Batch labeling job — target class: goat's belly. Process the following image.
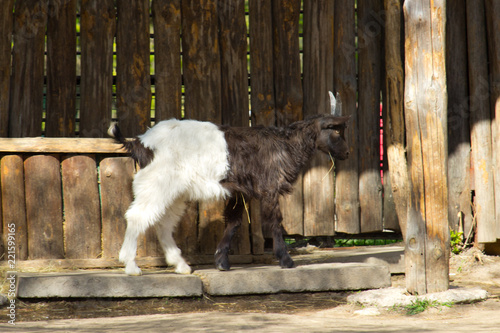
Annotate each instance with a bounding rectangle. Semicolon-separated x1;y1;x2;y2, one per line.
187;181;229;201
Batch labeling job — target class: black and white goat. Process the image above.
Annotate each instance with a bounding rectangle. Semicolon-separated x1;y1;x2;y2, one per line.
109;92;350;275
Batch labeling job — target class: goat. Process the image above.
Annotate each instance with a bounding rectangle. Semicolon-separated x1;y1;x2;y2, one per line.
108;92;350;275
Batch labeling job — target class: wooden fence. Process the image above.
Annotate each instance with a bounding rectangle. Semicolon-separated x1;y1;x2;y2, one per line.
1;0;499;265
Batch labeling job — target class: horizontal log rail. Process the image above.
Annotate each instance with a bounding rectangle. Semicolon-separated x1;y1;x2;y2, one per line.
0;138;128;154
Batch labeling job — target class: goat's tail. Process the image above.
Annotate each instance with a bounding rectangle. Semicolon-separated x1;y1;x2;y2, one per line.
107;122;154;168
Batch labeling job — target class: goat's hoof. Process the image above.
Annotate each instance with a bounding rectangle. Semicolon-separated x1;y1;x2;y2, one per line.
175;262;192;274
279;256;295;269
215;251;231;271
125;264;142;276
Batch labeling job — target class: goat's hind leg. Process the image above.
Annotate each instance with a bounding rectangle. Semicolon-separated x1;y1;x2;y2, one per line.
155;200;191;274
215;196;244;271
261;196;294;268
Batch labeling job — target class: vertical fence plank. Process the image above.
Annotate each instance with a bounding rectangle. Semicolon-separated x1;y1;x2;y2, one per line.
466;0;496;244
334;0;359;234
272;0;304;239
173;202;199;255
404;0;449;294
100;157;134;258
358;0;383;233
302;0;334;236
219;0;251;254
384;0;408;238
248;0;275;253
24;155;64;259
446;0;471;233
152;0;182;121
249;0;275;127
116;0;152;137
182;0;224;254
384;0;408;239
1;155;28;260
0;0;15;137
9;0;48;137
61;155;101;259
46;0;76;137
79;0;116;138
485;0;500;240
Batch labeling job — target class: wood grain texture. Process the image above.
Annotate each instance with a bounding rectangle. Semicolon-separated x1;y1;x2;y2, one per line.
0;138;127;153
1;155;28;260
61;155;101;259
0;0;15;137
9;0;48;137
100;157;134;258
45;0;77;137
152;0;182;121
116;0;152;136
404;0;449;294
79;0;115;138
24;155;64;259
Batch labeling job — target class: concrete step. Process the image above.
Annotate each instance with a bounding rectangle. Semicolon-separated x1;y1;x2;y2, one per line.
13;262;391;298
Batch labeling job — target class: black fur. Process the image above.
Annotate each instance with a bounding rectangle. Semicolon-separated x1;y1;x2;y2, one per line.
108;124;154;169
216;114;350;270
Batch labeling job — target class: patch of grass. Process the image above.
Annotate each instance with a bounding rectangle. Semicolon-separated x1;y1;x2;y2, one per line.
398;299;454;316
450;229;464;254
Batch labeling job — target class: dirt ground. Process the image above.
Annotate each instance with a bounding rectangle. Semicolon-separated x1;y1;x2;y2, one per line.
2;247;500;323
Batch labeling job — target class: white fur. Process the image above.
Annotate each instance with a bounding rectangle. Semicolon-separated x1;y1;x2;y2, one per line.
119;119;230;275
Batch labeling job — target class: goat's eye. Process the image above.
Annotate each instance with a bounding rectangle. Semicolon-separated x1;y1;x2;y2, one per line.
335;130;341;135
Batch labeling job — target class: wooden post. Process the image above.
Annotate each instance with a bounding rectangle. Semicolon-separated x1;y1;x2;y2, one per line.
334;0;359;234
466;0;496;244
116;0;152;137
10;0;48;137
302;0;335;236
0;0;15;137
358;0;383;233
404;0;449;294
485;0;500;240
46;0;77;137
446;0;471;234
79;0;116;138
152;0;182;121
383;0;408;237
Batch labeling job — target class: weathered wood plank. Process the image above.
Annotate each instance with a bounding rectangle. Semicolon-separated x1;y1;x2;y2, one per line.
1;155;28;260
485;0;500;240
181;0;224;255
272;0;304;240
446;0;471;234
358;0;383;233
466;0;496;244
24;155;64;259
173;201;199;255
219;0;251;254
61;155;101;259
0;138;127;153
116;0;152;136
0;0;15;137
272;0;303;126
249;0;275;127
404;0;449;294
45;0;76;137
334;0;359;234
384;0;408;238
248;0;275;252
79;0;115;138
100;157;134;258
9;0;48;137
152;0;182;121
302;0;335;236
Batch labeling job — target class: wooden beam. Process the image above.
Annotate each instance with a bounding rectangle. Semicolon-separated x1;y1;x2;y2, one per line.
0;138;127;154
404;0;449;295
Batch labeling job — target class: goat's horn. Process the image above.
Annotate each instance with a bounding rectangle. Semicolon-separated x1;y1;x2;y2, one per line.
329;91;342;116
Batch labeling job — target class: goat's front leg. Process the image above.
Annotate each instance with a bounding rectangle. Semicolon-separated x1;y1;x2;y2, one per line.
215;196;244;271
261;196;294;268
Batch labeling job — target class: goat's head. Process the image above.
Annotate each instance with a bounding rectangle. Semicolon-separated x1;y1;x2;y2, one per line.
315;92;350;160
